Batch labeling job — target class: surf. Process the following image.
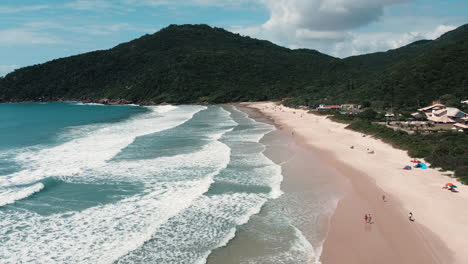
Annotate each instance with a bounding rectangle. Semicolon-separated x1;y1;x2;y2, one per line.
0;104;289;264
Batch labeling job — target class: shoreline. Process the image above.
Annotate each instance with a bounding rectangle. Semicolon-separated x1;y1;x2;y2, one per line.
232;104;344;263
242;102;462;264
0;99;212;106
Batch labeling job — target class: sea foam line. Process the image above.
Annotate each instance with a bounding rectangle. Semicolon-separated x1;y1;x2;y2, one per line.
0;183;44;207
0;107;236;264
0;105;206;188
0;141;232;264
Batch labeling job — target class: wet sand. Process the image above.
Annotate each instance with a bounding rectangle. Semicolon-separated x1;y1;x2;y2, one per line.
207;105;344;263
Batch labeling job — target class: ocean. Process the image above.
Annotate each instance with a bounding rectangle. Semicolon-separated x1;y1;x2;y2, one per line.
0;102;333;263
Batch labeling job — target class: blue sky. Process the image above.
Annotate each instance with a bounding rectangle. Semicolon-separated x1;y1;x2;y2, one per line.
1;0;467;76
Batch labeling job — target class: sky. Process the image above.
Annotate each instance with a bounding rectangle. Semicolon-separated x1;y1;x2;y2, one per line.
1;0;467;76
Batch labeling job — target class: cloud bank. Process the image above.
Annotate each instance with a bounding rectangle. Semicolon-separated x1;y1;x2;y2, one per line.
233;0;457;57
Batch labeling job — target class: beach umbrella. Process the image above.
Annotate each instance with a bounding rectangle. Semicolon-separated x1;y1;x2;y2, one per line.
445;183;454;187
416;162;428;169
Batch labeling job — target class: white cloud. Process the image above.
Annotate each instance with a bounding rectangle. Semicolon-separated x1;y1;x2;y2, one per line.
0;5;49;13
0;28;62;46
424;24;457;40
232;0;459;57
331;24;457;57
0;65;19;77
260;0;410;31
65;0;115;10
120;0;252;7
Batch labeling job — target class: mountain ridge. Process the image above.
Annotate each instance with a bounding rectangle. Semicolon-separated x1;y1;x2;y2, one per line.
1;23;467;107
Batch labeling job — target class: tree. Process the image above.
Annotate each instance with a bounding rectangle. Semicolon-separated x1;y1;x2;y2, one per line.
358;109;378;121
440;94;459;107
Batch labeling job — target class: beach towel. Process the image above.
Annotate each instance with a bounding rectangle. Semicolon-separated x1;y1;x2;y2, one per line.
403;165;412;170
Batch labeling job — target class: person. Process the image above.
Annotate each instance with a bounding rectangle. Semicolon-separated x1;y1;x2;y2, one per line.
364;214;369;223
350;145;354;149
409;212;415;222
382;194;386;202
368;214;373;224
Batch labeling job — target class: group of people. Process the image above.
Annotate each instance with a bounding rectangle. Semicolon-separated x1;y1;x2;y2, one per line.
364;214;373;224
364;195;414;226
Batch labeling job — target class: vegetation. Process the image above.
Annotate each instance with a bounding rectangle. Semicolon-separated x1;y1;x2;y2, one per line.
1;23;467;106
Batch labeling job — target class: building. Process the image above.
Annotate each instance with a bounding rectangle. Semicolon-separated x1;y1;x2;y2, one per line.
411;103;467;124
340;104;360;110
318;104;341;111
339;104;362;114
385;113;396;121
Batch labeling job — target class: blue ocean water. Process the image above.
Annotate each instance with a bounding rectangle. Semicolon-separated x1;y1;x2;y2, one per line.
0;102;291;263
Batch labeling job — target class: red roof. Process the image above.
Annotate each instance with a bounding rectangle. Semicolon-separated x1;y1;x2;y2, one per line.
324;105;340;109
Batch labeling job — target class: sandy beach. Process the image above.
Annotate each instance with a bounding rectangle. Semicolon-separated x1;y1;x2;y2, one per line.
245;102;468;264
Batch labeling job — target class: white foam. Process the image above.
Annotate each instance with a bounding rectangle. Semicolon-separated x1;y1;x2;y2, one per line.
0;140;231;264
219;106;283;199
0;105;206;187
117;192;269;264
154;104;178;113
0;183;44;207
0;105;289;264
73;102;106;106
291;226;319;264
71;102;140;106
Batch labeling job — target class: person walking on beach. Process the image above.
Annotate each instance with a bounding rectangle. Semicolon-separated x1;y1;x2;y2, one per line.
368;214;373;224
409;212;415;222
364;214;369;223
382;194;386;202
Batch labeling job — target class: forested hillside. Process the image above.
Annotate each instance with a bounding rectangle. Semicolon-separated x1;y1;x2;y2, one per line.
0;24;467;106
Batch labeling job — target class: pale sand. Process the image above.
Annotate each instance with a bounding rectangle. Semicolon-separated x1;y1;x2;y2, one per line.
246;102;467;264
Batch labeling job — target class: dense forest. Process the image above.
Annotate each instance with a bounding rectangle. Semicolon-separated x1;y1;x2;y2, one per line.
0;24;467;107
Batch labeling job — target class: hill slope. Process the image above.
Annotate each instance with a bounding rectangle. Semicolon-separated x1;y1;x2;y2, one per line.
0;24;467;106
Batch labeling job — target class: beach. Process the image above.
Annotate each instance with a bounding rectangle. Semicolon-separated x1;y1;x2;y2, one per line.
243;102;468;264
208;105;344;263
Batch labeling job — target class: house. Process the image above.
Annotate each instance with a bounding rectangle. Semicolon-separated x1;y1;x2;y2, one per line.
339;104;362;114
411;103;445;119
340;104;360;110
318;104;341;111
385;113;395;121
446;107;467;123
411;103;467;124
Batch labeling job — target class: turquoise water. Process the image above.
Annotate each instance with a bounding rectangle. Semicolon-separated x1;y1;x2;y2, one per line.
0;103;292;263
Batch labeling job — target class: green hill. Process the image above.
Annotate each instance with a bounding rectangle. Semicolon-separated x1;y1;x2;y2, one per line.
0;23;467;106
